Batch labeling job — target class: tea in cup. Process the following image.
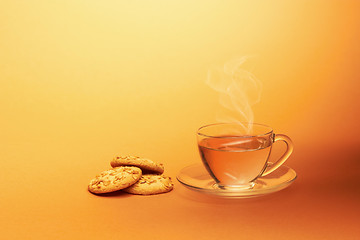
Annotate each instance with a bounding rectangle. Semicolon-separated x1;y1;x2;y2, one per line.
197;123;293;190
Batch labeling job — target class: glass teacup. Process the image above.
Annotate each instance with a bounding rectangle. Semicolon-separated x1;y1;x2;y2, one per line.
197;123;293;190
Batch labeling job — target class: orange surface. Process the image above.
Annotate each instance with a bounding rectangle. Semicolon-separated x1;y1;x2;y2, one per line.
1;1;359;239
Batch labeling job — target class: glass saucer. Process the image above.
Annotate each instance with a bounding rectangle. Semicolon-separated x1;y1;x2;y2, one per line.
177;163;297;198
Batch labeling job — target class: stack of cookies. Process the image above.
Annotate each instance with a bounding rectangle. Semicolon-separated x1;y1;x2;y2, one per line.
88;155;173;195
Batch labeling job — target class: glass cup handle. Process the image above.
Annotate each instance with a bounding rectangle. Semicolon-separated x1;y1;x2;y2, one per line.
262;134;294;176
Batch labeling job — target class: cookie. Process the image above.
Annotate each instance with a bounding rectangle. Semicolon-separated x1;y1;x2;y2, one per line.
123;174;173;195
88;166;142;194
111;155;164;174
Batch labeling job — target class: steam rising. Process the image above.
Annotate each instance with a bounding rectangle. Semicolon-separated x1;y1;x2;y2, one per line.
206;56;262;133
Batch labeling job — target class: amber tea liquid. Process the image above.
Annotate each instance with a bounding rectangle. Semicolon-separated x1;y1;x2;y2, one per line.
198;136;272;187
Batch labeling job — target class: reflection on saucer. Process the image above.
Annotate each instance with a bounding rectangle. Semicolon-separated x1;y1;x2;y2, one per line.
176;163;296;198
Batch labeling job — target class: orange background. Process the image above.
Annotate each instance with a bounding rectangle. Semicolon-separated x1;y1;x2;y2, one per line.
1;1;359;239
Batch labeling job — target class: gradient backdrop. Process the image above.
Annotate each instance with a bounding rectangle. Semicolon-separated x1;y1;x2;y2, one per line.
1;1;359;239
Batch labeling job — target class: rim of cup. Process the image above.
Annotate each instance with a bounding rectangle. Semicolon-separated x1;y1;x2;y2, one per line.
197;122;274;138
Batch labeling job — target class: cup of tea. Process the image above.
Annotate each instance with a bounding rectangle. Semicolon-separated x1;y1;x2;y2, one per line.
197;123;293;190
